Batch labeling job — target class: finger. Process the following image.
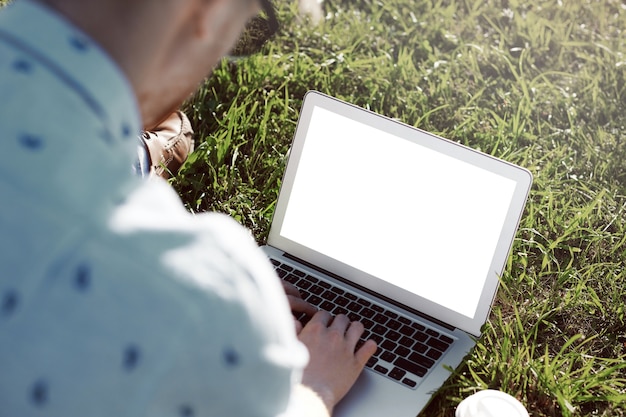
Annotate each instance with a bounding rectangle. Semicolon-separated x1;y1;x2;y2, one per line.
307;309;332;327
355;339;378;366
288;296;318;316
345;320;365;344
282;281;302;298
294;318;303;334
328;314;350;332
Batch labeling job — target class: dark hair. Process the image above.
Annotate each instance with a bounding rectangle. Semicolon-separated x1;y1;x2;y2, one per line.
230;0;278;56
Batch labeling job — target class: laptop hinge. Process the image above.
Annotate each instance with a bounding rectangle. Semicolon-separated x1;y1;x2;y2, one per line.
283;252;456;332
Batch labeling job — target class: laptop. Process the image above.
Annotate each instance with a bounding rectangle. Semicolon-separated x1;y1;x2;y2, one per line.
262;91;532;417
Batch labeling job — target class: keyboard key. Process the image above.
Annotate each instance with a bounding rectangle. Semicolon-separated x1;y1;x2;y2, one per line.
426;348;443;360
321;290;337;301
320;301;334;311
333;306;348;315
381;351;397;363
374;365;389;375
426;329;440;338
284;274;299;284
389;367;406;381
427;337;450;352
408;352;435;369
360;308;375;318
411;322;426;331
395;346;410;357
381;340;397;351
386;330;401;341
440;335;454;344
356;339;366;350
348;312;361;322
414;342;428;353
361;318;374;329
270;259;281;266
402;378;417;388
345;293;358;300
398;316;411;325
318;280;331;288
357;298;371;307
387;319;401;330
372;324;387;335
373;313;388;324
307;294;322;305
347;301;362;313
331;287;344;295
366;356;378;368
414;331;428;342
371;304;384;313
394;358;427;377
399;325;415;337
281;264;293;272
399;336;414;347
335;296;349;306
309;284;324;295
384;310;398;319
293;269;306;277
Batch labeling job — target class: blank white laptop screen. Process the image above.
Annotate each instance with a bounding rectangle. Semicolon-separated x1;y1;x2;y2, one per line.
280;106;517;319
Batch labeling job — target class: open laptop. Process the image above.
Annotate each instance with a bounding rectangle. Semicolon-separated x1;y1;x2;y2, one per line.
262;91;532;417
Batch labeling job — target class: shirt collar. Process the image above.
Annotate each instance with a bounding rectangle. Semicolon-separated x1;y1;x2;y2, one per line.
0;0;141;142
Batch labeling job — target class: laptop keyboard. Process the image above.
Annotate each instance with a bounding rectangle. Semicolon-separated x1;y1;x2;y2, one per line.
270;258;454;389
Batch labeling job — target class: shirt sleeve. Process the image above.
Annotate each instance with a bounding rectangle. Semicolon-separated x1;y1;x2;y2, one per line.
109;179;310;417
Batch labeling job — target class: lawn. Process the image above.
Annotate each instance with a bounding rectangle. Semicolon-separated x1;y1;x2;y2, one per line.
173;0;626;416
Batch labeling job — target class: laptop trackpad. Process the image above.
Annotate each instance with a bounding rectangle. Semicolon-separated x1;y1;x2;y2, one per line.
334;369;424;417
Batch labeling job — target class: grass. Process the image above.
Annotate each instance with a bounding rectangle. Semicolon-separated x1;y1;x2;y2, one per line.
174;0;626;415
2;0;623;415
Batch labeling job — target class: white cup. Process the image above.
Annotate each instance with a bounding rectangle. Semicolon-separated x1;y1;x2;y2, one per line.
455;390;529;417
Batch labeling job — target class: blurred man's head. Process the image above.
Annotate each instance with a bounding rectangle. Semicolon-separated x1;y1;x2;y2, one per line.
38;0;267;127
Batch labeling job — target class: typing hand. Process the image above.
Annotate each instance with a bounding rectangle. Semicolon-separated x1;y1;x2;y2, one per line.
298;311;378;414
282;281;318;332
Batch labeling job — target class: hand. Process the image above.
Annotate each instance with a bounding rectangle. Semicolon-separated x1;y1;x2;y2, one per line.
282;281;318;331
297;311;378;414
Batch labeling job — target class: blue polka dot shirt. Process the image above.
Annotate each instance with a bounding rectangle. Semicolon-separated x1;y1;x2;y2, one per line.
0;1;309;416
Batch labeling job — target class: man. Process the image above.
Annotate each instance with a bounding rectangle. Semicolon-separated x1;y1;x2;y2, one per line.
0;0;376;416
